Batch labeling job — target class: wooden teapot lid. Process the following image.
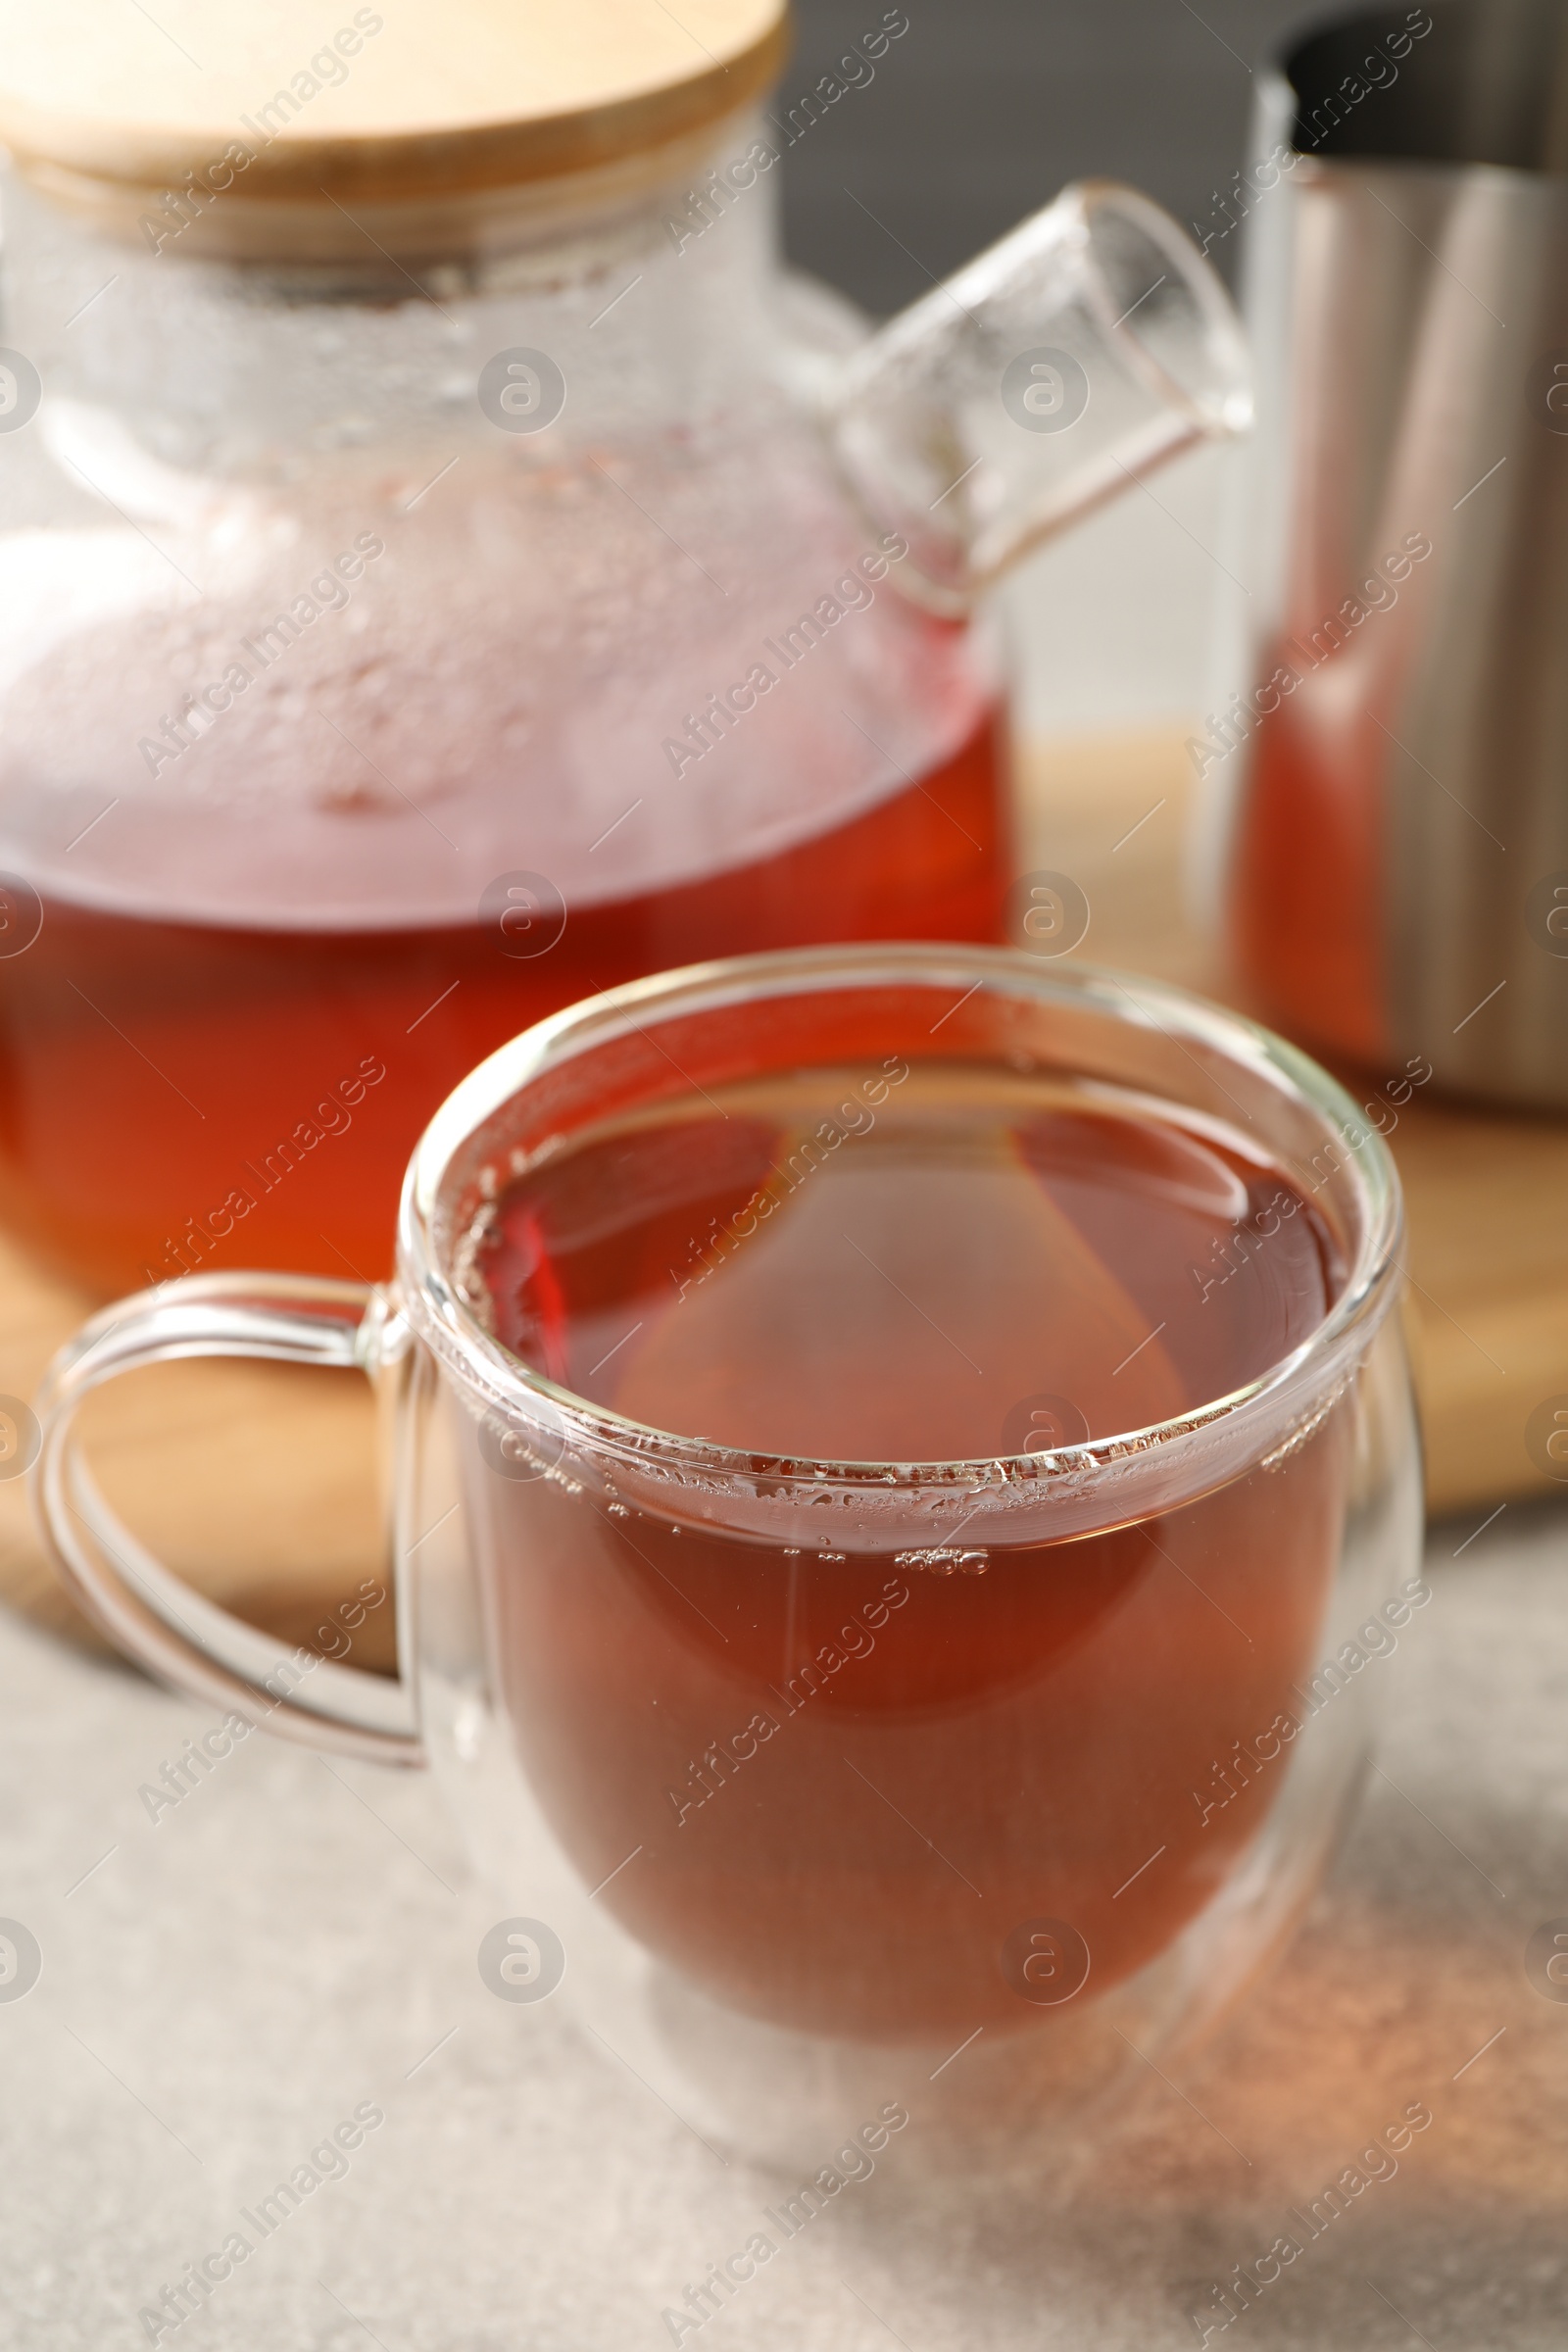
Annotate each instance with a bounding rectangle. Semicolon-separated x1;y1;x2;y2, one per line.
0;0;789;257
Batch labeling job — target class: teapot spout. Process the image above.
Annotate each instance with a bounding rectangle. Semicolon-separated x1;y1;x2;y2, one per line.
822;181;1251;613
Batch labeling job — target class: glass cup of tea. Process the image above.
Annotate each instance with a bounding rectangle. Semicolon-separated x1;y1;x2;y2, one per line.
33;945;1419;2171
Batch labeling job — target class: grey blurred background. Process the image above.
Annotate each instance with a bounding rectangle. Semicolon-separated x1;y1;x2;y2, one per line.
776;1;1329;737
782;0;1316;313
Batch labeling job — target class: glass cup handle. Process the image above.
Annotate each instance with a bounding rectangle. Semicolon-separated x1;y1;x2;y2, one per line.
32;1271;422;1766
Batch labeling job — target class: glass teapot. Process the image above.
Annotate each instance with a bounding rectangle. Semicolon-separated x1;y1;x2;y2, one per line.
0;0;1248;1293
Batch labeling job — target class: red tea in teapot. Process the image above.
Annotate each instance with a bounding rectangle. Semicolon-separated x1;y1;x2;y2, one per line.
0;710;1002;1294
464;1054;1348;2040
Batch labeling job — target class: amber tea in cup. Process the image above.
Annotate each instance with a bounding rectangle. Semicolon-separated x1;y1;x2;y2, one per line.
462;1005;1350;2041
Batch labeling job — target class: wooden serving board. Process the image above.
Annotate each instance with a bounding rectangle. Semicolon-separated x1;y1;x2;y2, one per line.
2;729;1560;1662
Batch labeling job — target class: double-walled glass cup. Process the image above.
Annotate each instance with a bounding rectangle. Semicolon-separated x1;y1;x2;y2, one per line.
33;948;1419;2170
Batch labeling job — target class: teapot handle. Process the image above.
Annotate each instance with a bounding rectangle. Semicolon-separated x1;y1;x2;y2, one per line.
822;179;1251;614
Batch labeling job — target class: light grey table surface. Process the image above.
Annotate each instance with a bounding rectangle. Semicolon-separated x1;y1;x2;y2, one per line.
2;1496;1565;2352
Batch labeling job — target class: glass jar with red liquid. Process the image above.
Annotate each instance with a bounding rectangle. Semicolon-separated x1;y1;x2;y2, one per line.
0;2;1248;1293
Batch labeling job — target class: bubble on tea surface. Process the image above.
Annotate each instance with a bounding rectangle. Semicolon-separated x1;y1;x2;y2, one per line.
1002;1393;1090;1457
1526;871;1568;957
477;348;566;434
0;350;41;434
477;1917;565;2003
0;875;43;958
0;1397;40;1482
0;1919;41;2002
1000;1917;1091;2006
1006;870;1090;958
477;1415;565;1483
478;871;567;960
1525;1919;1568;2002
1525;1396;1568;1482
1001;347;1090;434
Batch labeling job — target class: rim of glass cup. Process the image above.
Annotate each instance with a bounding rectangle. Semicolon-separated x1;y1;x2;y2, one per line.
396;945;1404;1503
